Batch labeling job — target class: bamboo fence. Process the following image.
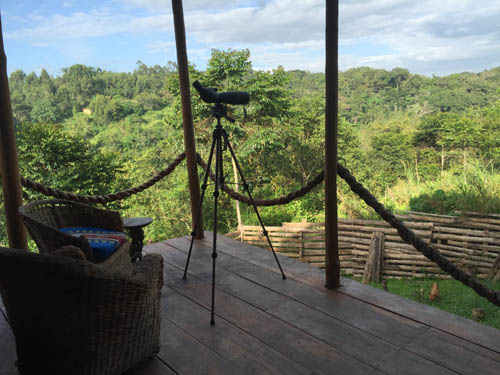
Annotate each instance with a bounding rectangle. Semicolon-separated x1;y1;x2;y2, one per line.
225;211;500;279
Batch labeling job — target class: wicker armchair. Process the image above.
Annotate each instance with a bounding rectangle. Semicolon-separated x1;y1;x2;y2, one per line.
19;199;133;274
0;247;164;375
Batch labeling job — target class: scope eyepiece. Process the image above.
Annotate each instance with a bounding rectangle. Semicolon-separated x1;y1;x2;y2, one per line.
193;80;249;105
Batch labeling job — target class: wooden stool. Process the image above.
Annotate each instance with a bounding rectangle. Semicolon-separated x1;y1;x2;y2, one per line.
123;217;153;262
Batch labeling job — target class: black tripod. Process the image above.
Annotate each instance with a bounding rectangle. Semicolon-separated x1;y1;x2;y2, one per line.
183;81;286;325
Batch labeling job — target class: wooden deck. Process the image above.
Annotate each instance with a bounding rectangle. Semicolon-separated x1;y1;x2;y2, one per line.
1;233;500;374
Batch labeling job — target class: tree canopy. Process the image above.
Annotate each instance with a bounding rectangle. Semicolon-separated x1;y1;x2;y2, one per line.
3;49;500;246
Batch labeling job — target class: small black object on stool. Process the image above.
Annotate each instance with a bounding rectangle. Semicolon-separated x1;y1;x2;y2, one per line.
123;217;153;262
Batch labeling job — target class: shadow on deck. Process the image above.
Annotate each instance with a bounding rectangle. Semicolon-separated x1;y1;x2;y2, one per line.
1;233;499;374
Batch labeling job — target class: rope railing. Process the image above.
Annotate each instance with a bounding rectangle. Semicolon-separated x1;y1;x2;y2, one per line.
196;155;500;306
196;154;325;206
20;152;186;204
19;151;499;305
336;163;500;306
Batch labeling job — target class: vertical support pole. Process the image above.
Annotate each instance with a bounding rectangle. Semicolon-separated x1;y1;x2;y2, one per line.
300;232;305;261
324;0;340;288
0;16;28;250
362;231;385;284
231;158;243;241
171;0;204;239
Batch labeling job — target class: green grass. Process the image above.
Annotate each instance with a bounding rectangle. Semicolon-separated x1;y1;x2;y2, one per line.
364;278;500;329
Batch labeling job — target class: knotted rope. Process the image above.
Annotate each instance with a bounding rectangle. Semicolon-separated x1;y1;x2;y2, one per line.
196;154;325;205
336;163;500;306
21;152;186;204
19;150;499;305
196;154;500;305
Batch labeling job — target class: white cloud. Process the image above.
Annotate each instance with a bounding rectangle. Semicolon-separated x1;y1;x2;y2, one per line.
176;0;500;75
6;7;174;41
185;0;324;44
130;14;172;32
146;40;175;53
251;47;324;72
4;0;500;75
6;9;132;40
119;0;250;11
336;0;500;73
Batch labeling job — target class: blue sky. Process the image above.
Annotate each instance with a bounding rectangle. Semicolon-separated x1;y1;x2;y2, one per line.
2;0;500;77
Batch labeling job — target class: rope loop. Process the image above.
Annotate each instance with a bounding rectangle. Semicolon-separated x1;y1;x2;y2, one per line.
21;152;186;204
196;153;324;206
19;150;499;305
337;163;500;306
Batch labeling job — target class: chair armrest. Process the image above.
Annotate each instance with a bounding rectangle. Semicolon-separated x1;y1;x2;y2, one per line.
49;228;95;261
131;254;164;288
22;215;95;261
52;246;87;261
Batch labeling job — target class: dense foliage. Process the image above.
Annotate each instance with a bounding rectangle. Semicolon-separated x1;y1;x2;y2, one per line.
2;49;500;245
366;278;500;329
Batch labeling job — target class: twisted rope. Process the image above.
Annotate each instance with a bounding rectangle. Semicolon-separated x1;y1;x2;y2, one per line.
196;153;324;206
19;147;499;305
337;163;500;306
196;153;500;305
21;152;186;204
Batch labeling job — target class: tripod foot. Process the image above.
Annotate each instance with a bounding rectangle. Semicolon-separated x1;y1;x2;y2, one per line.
210;320;215;326
282;275;287;280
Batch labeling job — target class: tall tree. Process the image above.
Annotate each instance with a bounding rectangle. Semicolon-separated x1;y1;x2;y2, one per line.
60;64;105;111
205;48;252;90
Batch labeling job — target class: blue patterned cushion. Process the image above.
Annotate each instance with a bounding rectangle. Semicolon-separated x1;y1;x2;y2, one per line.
59;226;126;261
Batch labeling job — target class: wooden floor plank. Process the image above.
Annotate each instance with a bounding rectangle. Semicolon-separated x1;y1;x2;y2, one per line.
161;287;311;375
267;299;457;375
124;357;177;375
416;328;500;363
155;240;461;374
2;235;498;375
154;235;500;374
151;241;289;311
337;277;500;354
231;262;429;347
158;318;247;375
164;262;385;375
203;233;500;352
160;237;430;348
403;328;500;375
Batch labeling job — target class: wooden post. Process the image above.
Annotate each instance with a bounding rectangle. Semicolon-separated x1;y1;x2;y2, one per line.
487;253;500;281
0;16;28;250
171;0;204;239
231;158;243;241
324;0;340;288
300;232;305;261
362;232;385;284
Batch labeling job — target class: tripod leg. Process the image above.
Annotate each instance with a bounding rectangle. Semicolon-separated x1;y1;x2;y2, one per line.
210;129;223;325
183;132;217;280
225;137;286;280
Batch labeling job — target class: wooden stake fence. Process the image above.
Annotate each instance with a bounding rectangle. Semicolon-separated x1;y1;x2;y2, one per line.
226;212;500;280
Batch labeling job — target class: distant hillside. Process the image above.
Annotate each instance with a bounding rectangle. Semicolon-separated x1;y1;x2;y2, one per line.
9;62;500;127
288;66;500;124
4;49;500;247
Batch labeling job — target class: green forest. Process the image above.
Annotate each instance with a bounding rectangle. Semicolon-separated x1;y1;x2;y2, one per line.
2;48;500;245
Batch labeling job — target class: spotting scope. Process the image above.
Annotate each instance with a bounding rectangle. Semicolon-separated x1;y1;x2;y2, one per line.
193;80;249;105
